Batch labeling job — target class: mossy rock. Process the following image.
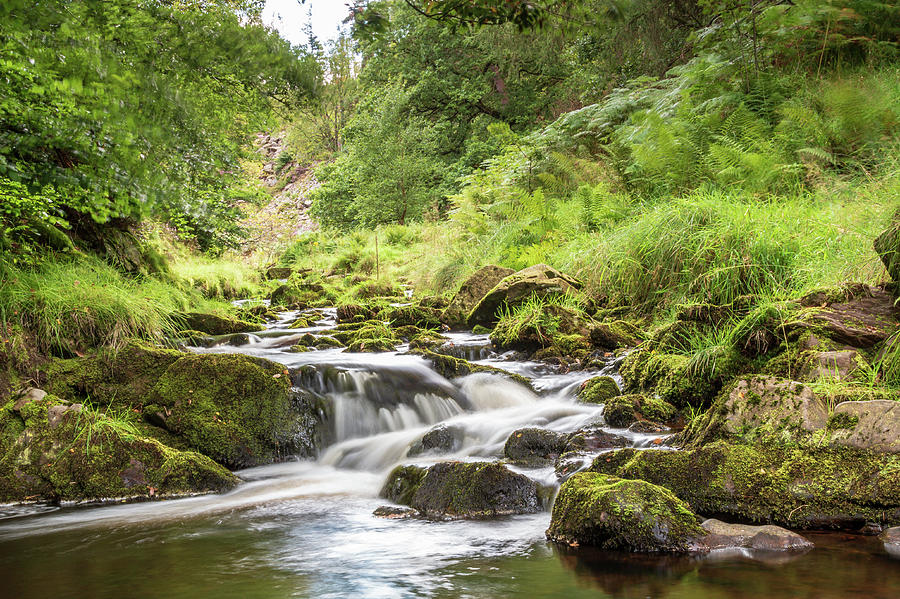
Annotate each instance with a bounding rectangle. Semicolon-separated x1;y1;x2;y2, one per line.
149;353;313;468
408;424;464;457
408;331;449;351
504;427;569;466
546;472;706;552
336;304;379;324
577;376;620;404
442;265;515;327
174;312;260;336
410;349;534;390
588;321;643;350
603;394;677;428
269;284;323;309
410;461;540;519
378;306;443;329
380;464;427;505
467;264;583;326
472;325;492;335
0;394;236;503
591;441;900;529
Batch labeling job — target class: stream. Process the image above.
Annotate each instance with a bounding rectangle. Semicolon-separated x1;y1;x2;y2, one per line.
0;306;898;598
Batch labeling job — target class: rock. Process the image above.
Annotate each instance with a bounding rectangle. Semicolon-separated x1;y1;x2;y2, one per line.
265;266;293;280
269;283;325;309
829;400;900;453
568;428;630;451
380;465;427;505
467;264;583;326
603;394;677;429
800;350;863;381
378;305;443;329
148;353;321;468
680;376;828;447
591;441;900;529
628;421;670;434
410;462;540;519
411;349;534;390
875;209;900;284
491;304;594;358
504;428;569;466
790;286;899;348
546;473;707;553
373;506;418;519
12;387;47;411
881;526;900;558
589;321;642;350
408;425;463;457
174;312;260;336
0;394;237;503
577;376;620;404
336;304;379;323
442;265;515;327
700;519;813;551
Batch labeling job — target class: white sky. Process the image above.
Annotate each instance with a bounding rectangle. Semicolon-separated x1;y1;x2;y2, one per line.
263;0;350;47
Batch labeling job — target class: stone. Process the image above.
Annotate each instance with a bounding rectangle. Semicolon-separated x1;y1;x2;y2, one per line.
577;376;620;404
881;526;900;559
174;312;260;336
12;388;47;411
801;350;862;381
442;265;515;327
380;465;428;506
546;473;707;553
373;506;418;519
603;394;677;429
265;266;293;280
588;321;642;350
467;264;583;326
875;210;900;284
565;427;630;452
829;400;900;453
700;519;813;551
408;425;463;457
410;461;540;519
790;286;899;348
504;427;569;466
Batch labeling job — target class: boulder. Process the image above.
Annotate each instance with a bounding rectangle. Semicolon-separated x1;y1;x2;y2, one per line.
490;304;594;359
408;425;463;457
588;321;642;350
881;526;900;559
407;461;540;519
377;305;443;329
411;349;534;390
789;286;899;348
0;394;236;503
875;209;900;284
828;400;900;453
174;312;260;336
800;350;863;381
577;376;620;404
467;264;582;326
700;519;813;551
265;266;294;280
380;465;427;505
603;394;677;429
504;428;569;466
546;473;707;553
373;505;418;519
591;442;900;529
442;265;515;327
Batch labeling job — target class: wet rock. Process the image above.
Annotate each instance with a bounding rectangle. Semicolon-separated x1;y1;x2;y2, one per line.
174;312;260;336
0;394;237;503
564;427;629;452
12;387;47;411
410;461;540;519
700;519;813;551
603;394;677;429
591;442;900;529
467;264;583;326
408;425;463;457
577;376;620;404
881;526;900;558
380;465;427;505
373;505;418;519
442;265;515;327
829;400;900;453
546;473;707;553
411;349;534;391
504;427;569;466
628;421;670;434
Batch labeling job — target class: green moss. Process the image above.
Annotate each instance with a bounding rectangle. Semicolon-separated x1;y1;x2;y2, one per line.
591;440;900;529
546;472;705;552
603;394;677;427
577;376;621;404
173;312;260;335
380;464;427;505
826;412;859;431
472;325;492;335
411;349;534;390
378;306;443;329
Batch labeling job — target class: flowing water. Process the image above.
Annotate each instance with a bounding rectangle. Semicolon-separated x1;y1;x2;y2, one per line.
0;306;898;599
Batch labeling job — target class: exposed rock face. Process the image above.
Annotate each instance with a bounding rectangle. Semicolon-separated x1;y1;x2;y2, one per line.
442;265;515;327
700;519;813;551
0;393;236;503
790;286;899;348
547;473;707;553
829;400;900;453
381;462;539;519
174;312;260;336
467;264;582;326
408;425;463;457
504;427;569;466
591;442;900;529
875;209;900;284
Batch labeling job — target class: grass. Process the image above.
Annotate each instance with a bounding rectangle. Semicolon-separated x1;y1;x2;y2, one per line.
72;400;143;457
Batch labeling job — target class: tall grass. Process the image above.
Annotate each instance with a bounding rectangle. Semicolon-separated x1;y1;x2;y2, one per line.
168;254;262;300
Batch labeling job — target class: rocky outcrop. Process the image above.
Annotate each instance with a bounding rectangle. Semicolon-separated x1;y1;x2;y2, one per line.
788;285;899;348
442;265;515;327
467;264;582;326
0;392;236;503
380;461;540;520
547;473;707;552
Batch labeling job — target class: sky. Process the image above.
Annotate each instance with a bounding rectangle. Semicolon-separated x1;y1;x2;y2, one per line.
262;0;350;47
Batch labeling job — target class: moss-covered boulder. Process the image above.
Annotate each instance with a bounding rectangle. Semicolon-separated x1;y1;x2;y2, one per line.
269;283;326;309
591;442;900;529
380;464;428;505
467;264;583;326
148;353;316;468
378;305;443;329
409;461;540;519
336;303;380;324
786;285;900;348
0;393;236;503
577;376;620;404
174;312;260;336
589;321;642;350
408;424;463;457
344;322;399;353
828;400;900;453
442;265;515;327
490;303;594;360
410;349;534;390
504;427;569;466
546;473;706;552
603;394;677;428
